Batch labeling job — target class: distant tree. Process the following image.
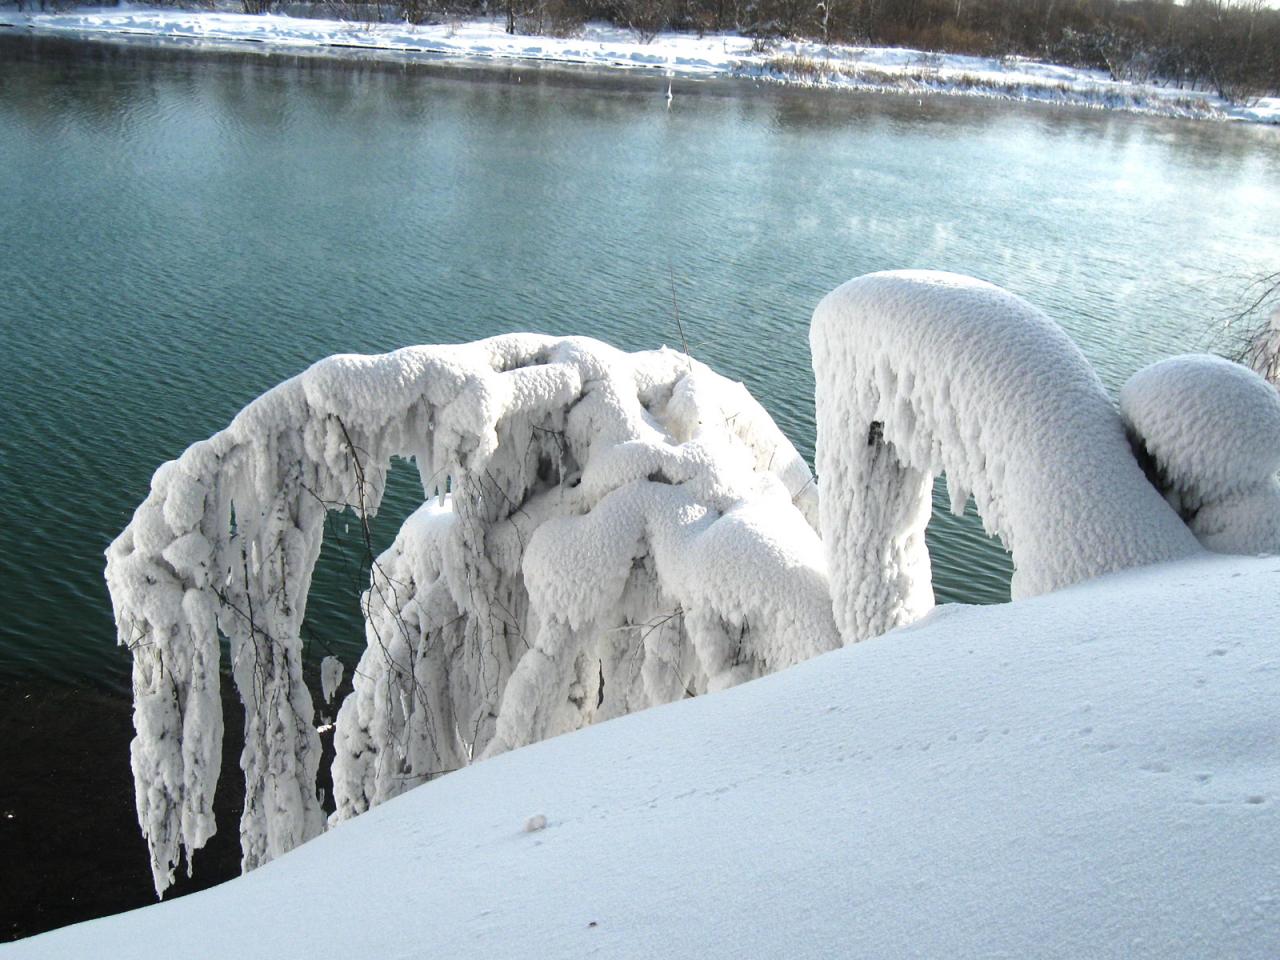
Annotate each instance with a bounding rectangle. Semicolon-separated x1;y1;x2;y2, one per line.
614;0;675;41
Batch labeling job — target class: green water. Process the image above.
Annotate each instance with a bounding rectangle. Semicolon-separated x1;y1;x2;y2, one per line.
2;33;1278;690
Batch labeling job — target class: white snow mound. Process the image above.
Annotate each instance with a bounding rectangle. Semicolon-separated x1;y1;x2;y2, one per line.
15;553;1280;959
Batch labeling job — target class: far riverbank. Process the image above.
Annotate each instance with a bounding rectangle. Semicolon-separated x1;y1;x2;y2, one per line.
3;6;1278;124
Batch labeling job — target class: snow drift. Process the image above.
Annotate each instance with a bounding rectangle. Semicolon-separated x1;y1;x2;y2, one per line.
22;552;1280;959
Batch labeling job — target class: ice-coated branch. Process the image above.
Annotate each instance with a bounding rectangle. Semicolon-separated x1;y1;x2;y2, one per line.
107;335;833;892
810;270;1201;642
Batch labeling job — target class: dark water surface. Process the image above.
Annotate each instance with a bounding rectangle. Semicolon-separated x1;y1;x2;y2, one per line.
1;31;1278;938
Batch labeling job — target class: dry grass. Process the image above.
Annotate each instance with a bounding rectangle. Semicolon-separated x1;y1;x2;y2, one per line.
763;53;828;79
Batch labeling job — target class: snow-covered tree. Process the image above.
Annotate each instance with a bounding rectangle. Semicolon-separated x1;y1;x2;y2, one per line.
107;272;1277;896
107;334;834;895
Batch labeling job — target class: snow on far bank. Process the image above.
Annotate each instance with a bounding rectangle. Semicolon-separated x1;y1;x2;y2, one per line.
3;6;1278;124
7;551;1279;958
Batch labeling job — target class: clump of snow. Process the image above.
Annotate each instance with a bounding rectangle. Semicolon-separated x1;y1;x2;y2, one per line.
106;333;830;893
810;270;1200;641
1120;353;1280;554
523;813;548;832
20;553;1280;959
103;271;1280;904
319;656;344;705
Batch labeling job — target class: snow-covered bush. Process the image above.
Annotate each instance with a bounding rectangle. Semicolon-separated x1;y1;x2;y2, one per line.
106;334;832;895
1121;353;1280;554
810;271;1199;642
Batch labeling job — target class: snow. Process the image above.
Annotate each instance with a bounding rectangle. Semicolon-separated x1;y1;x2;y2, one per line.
105;333;829;892
811;271;1200;641
319;655;343;704
3;6;1277;124
1121;354;1280;554
10;551;1280;959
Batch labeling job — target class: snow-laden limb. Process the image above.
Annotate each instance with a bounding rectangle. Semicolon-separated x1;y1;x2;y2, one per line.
107;334;829;888
1120;354;1280;554
329;501;469;821
329;342;834;820
810;270;1201;642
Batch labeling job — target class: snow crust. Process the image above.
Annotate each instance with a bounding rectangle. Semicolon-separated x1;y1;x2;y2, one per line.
811;271;1200;641
17;553;1280;959
1120;353;1280;554
2;8;1276;124
104;333;829;893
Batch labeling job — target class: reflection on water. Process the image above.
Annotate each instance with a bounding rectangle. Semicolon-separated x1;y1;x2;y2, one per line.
2;33;1279;689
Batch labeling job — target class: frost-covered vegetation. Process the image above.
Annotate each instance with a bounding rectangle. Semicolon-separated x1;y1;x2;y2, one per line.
1234;274;1280;381
102;271;1280;902
106;334;833;894
811;272;1201;641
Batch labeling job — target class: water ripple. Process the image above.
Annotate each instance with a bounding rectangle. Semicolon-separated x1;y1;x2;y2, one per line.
3;34;1278;686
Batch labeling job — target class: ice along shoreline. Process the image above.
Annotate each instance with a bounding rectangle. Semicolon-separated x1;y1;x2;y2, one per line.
3;6;1278;125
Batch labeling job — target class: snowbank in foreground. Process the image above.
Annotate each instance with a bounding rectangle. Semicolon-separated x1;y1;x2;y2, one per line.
9;552;1278;958
3;7;1277;124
